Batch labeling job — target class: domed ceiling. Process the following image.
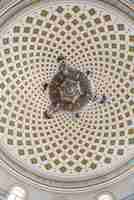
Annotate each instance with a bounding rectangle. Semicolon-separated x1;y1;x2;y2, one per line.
0;0;134;191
